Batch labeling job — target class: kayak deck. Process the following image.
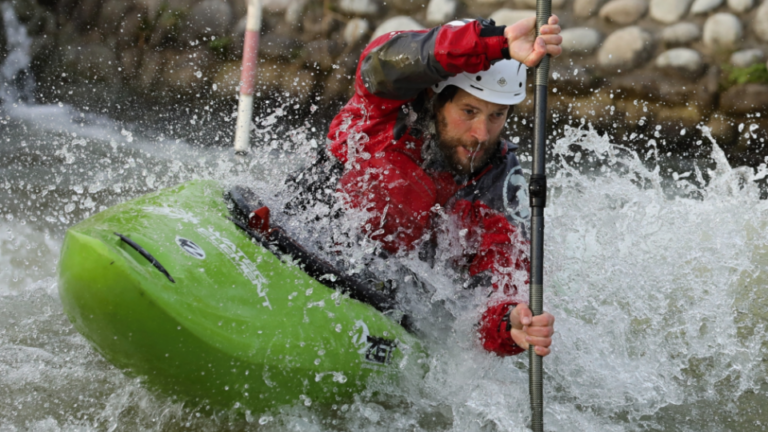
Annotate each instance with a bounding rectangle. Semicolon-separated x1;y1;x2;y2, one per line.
58;180;425;412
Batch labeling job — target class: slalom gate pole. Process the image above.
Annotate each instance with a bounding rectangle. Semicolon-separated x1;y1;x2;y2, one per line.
529;0;552;430
233;0;262;154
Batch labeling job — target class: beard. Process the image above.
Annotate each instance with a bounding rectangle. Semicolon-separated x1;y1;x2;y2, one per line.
434;110;501;176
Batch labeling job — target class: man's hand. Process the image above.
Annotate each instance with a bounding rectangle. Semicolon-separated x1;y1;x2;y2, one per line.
509;303;555;356
504;15;562;68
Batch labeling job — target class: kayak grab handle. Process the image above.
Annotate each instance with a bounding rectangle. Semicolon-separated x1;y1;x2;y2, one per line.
114;232;176;283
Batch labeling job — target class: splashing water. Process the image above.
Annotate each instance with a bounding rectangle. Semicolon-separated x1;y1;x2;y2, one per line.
2;7;768;432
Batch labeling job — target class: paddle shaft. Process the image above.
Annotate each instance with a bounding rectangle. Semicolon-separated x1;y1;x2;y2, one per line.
529;0;552;431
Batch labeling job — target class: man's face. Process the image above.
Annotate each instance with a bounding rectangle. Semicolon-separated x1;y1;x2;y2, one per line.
435;89;509;176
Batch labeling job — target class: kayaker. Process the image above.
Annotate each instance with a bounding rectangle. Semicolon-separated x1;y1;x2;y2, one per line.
286;16;562;358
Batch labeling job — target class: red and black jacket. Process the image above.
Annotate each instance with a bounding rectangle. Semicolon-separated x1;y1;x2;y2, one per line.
327;19;529;356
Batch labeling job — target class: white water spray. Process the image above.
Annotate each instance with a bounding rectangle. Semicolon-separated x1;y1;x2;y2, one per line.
1;4;768;430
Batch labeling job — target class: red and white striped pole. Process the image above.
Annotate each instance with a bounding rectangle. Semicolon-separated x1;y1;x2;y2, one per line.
233;0;262;154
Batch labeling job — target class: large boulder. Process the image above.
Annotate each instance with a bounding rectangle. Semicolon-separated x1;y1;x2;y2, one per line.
609;71;701;105
727;0;753;12
158;48;216;96
343;18;371;46
655;47;705;79
96;0;134;34
690;0;723;14
649;0;693;24
549;65;600;95
186;0;234;40
574;0;607;17
426;0;458;24
117;9;144;49
211;61;242;99
285;0;309;23
301;39;343;71
598;26;654;71
730;48;765;68
515;0;567;8
561;27;603;54
135;49;165;91
339;0;380;15
149;8;186;48
262;0;296;12
661;22;700;46
119;47;143;80
702;13;743;50
720;84;768;116
258;34;303;60
61;43;119;84
599;0;648;24
390;0;424;12
370;16;425;41
754;0;768;42
488;8;536;26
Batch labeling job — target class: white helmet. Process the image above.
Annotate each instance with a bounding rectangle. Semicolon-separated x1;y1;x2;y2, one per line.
433;20;527;106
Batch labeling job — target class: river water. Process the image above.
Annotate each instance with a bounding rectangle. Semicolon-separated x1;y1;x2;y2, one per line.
2;5;768;431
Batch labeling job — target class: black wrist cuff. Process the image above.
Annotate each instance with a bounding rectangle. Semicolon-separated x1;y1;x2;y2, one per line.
502;306;513;332
478;19;506;38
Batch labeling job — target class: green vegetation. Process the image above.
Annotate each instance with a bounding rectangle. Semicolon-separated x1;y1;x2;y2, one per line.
723;62;768;87
208;36;232;58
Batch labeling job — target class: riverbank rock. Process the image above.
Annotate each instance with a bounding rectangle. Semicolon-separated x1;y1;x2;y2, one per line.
754;0;768;42
370;16;425;40
301;39;343;71
158;48;215;96
661;22;701;46
339;0;380;15
186;0;234;40
598;26;654;71
211;61;241;98
599;0;648;25
706;114;737;144
575;0;607;17
727;0;753;13
655;47;705;78
259;34;302;60
391;0;425;12
516;0;567;8
650;0;693;23
96;0;134;34
426;0;458;24
12;0;768;167
344;18;370;45
561;28;603;54
730;48;764;67
720;83;768;115
489;8;536;25
690;0;723;15
703;13;743;50
61;43;119;84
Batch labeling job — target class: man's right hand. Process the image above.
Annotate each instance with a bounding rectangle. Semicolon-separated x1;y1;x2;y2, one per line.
504;15;563;68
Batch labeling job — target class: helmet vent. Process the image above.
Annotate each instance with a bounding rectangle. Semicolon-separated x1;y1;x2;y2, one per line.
469;85;484;91
476;76;482;81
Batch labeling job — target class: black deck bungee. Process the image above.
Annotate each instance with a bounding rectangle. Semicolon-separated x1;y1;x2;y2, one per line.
226;186;414;332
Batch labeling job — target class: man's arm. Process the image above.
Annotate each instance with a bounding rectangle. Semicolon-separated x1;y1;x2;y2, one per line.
359;19;511;101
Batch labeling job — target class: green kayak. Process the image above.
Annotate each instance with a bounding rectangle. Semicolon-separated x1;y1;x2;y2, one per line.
58;179;425;413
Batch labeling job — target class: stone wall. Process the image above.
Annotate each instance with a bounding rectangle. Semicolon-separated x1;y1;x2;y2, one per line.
3;0;768;164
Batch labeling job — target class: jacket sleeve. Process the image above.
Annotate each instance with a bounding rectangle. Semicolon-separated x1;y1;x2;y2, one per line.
360;19;511;101
450;199;530;356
